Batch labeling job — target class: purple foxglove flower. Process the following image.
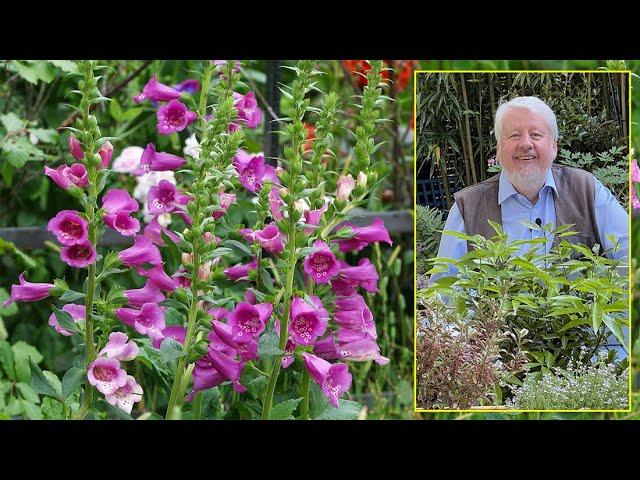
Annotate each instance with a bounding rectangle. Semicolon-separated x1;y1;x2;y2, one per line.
333;294;377;340
68;133;84;161
336;174;355;201
236;339;259;362
332;259;379;295
172;267;191;288
102;189;139;214
156;99;197;135
207;329;239;358
244;289;257;304
335;334;389;365
208;307;229;322
2;273;54;308
61;240;96;268
143;216;180;246
104;211;140;237
268;187;285;221
112;146;143;173
44;163;88;190
304;203;328;234
47;210;88;246
87;357;128;395
208;325;258;362
147;179;190;215
233;149;266;193
174;78;200;95
213;60;241;74
253;222;285;254
133;75;182;104
301;352;352;408
134;143;186;176
227;302;273;343
104;374;143;414
161;325;186;344
136;264;178;292
116;303;166;347
313;335;340;360
289;295;329;346
207;347;246;393
118;235;163;267
281;338;296;368
233;91;263;129
263;165;280;185
335;218;392;252
224;257;257;281
98;141;114;169
189;361;225;400
303;240;340;284
48;303;86;337
99;331;139;361
124;279;165;309
213;192;237;220
239;228;255;243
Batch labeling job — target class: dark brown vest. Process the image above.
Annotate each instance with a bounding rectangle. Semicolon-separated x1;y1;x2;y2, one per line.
453;165;602;252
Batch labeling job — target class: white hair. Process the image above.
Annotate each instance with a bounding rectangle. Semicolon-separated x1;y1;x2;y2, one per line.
494;96;558;142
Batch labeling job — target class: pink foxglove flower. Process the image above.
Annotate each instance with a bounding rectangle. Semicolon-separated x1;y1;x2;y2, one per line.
61;240;96;268
48;303;86;337
281;338;297;368
104;211;140;237
336;174;355;201
98;141;114;169
224;257;257;281
289;296;329;346
335;217;392;252
173;78;199;95
102;189;139;214
124;279;165;308
133;75;182;104
118;235;163;267
104;374;143;414
143;216;181;246
2;273;54;308
208;307;230;322
190;360;225;400
99;331;139;361
253;222;285;254
313;335;340;360
232;91;263;129
68;133;84;161
304;203;328;234
116;303;166;347
227;302;273;343
333;294;377;340
268;187;285;221
87;357;127;395
112;146;144;173
335;332;389;365
301;352;352;408
632;160;640;210
207;347;247;393
233;149;267;193
161;325;186;344
44;163;88;190
47;210;88;246
156;99;197;135
303;240;340;284
213;192;237;219
147;179;190;215
136;264;179;292
332;259;379;296
134;143;186;176
239;228;255;243
172;267;191;288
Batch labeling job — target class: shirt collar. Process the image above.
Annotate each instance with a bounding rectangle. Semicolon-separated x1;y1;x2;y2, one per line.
498;168;557;205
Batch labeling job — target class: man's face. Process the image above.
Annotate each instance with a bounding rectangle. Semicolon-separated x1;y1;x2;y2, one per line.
497;107;557;193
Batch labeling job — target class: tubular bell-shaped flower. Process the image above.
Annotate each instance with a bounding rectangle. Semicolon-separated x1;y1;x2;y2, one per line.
47;210;89;246
61;241;96;268
253;222;286;254
147;179;190;215
48;303;86;337
156;99;197;135
68;133;84;160
289;296;329;346
44;163;88;190
231;91;263;129
301;352;352;408
118;235;163;267
104;211;140;237
99;331;139;361
134;143;186;176
226;302;273;342
303;240;340;284
224;256;258;281
102;189;139;214
124;279;165;308
87;357;127;395
331;258;379;296
104;374;143;414
133;75;182;104
116;303;166;347
334;217;392;252
2;274;55;308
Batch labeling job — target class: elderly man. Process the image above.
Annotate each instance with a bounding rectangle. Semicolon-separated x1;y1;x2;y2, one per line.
435;95;628;266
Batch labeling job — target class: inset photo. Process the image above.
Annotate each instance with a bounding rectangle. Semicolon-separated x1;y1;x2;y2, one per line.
415;71;631;411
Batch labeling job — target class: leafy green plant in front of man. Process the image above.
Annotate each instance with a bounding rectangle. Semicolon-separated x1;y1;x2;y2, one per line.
427;221;629;380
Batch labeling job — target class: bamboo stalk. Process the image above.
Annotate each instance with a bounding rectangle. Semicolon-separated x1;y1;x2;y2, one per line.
474;74;485;181
620;74;628;137
436;145;452;209
587;73;591;116
460;73;478;184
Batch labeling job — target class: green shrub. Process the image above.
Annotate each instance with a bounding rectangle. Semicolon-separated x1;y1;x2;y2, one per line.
416;204;444;275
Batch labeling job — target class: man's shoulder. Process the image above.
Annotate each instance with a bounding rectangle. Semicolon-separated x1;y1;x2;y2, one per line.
551;164;595;182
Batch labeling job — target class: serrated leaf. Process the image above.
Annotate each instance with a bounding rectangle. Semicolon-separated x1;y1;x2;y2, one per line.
20;399;43;420
246;376;268;400
28;357;60;399
220;239;253;256
60;290;85;302
158;337;184;363
61;367;85;400
16;382;40;403
258;331;284;357
269;397;302;420
315;399;362;420
0;112;23;132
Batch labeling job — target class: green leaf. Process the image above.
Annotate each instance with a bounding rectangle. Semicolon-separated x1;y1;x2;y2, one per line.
16;382;40;403
13;341;43;383
60;290;85;302
61;367;85;400
28;357;60;399
2;137;46;167
246;376;268;400
29;128;59;144
0;317;6;341
41;396;64;419
109;98;123;121
0;288;18;317
269;398;302;420
602;314;627;347
50;60;77;73
158;338;184;363
20;399;43;420
0;340;15;380
0;112;23;132
258;331;284;357
31;61;56;83
315;400;362;420
591;302;603;332
12;61;38;84
52;305;80;334
220;239;253;256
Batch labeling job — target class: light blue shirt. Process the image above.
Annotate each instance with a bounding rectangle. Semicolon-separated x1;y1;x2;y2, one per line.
432;168;629;358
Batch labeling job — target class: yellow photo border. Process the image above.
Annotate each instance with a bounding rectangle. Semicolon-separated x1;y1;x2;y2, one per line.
413;68;633;414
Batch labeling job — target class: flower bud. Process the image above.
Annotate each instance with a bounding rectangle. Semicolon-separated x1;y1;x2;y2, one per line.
182;252;193;265
98;141;114;169
68;134;84;161
336;174;355;201
357;171;368;189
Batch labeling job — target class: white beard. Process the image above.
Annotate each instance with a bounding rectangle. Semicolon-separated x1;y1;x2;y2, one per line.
505;164;549;199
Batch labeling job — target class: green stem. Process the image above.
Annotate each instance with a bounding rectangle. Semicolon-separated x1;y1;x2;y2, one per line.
193;391;203;420
299;368;310;420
